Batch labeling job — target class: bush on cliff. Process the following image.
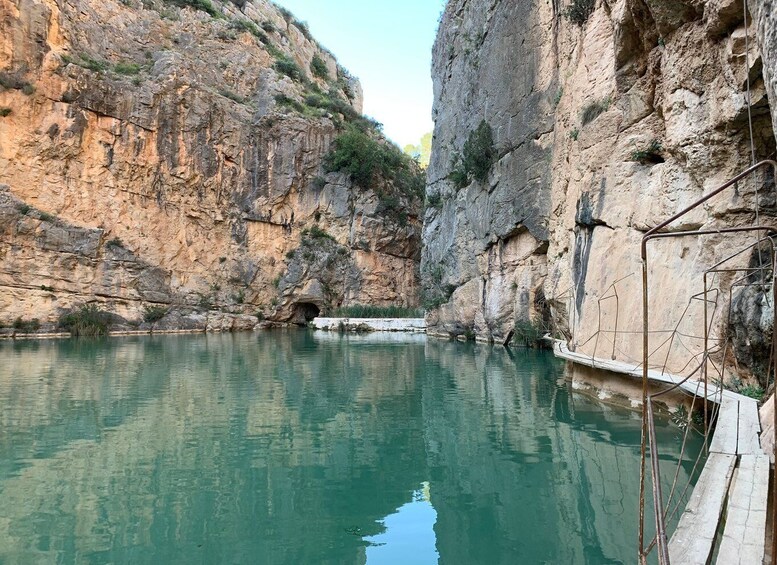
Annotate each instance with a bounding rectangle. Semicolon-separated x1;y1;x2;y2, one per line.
323;126;424;200
310;55;329;79
164;0;220;17
58;304;110;337
450;120;496;188
565;0;596;26
274;55;304;81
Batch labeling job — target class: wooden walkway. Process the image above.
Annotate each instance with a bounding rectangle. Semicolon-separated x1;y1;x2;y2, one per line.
552;340;769;564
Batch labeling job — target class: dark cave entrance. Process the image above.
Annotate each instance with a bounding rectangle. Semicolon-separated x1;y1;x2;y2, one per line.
292;302;321;325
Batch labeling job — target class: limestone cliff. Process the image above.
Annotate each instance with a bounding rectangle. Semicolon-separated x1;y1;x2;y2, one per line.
425;0;777;385
0;0;422;333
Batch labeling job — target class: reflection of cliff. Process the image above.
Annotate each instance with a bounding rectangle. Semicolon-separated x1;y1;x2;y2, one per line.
0;333;429;564
422;342;701;564
0;333;701;564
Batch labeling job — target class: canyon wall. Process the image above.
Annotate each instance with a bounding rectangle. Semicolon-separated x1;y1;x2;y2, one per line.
0;0;422;332
424;0;776;383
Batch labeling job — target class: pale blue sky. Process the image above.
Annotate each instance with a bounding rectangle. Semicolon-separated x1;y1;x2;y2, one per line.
274;0;446;148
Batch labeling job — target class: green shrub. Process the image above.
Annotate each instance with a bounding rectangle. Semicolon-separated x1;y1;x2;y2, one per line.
580;97;611;125
12;317;41;332
332;305;423;318
143;305;168;323
17;203;31;215
553;88;563;107
310;55;329;79
570;128;579;141
425;193;443;209
274;56;304;81
106;237;124;248
198;294;214;309
730;376;766;401
0;72;35;94
286;249;296;260
323;125;424;199
301;225;335;242
76;54;109;73
58;304;110;336
275;4;293;21
304;90;358;120
114;62;141;75
293;20;312;41
565;0;596;26
231;18;269;43
0;107;11;117
449;120;497;188
740;385;765;401
163;0;219;17
219;88;247;104
38;211;54;222
629;139;664;164
275;93;307;114
40;285;54;292
232;290;245;304
512;319;547;348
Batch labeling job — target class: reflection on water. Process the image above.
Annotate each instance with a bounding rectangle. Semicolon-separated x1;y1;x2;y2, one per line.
364;482;439;565
0;331;703;564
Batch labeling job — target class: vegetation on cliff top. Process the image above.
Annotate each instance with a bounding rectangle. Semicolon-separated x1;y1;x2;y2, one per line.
324;125;425;202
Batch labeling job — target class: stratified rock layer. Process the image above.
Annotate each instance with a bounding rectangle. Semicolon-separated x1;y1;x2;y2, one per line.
425;0;776;381
0;0;421;331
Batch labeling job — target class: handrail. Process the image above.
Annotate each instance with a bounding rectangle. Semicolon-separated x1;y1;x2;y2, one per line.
638;160;777;565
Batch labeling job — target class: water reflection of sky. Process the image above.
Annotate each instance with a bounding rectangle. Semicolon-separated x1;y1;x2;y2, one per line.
365;483;439;565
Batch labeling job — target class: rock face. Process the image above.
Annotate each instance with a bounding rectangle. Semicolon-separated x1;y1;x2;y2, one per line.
0;0;421;331
425;0;777;382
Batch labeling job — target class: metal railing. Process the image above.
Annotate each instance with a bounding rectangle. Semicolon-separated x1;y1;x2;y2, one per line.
639;160;777;564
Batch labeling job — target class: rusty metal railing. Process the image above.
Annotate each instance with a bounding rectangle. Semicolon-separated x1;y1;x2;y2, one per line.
639;160;777;564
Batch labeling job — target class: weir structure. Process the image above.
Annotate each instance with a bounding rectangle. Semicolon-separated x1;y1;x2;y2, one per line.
553;160;777;564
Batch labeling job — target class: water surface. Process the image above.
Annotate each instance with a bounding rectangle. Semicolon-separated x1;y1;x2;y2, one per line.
0;331;703;564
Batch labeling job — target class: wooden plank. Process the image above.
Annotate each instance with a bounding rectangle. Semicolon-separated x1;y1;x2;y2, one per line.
668;452;736;565
737;400;762;455
716;455;769;565
710;398;739;455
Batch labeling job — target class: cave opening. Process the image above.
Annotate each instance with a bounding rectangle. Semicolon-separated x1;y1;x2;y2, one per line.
292;302;321;325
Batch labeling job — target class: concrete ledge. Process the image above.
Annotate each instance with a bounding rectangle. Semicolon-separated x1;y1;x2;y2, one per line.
311;317;426;333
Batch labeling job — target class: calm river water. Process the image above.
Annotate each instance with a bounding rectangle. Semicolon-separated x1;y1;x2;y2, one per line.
0;330;702;564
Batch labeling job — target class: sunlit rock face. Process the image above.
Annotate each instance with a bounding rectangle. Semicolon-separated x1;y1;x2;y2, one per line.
0;0;421;331
424;0;777;380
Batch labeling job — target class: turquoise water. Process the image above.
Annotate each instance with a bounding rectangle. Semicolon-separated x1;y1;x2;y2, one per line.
0;331;703;564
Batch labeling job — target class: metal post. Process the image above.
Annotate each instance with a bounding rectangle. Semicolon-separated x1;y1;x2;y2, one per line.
639;256;649;561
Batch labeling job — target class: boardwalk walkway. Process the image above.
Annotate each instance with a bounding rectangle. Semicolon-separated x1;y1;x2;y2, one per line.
552;340;768;564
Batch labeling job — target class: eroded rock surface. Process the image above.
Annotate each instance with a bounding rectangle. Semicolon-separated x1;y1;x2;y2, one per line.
0;0;421;332
424;0;777;383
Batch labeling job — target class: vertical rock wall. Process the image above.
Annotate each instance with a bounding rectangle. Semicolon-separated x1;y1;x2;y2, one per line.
425;0;777;381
